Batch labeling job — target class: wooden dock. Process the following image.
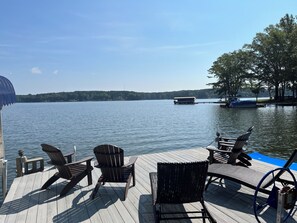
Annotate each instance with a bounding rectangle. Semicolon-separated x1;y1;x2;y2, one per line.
0;148;296;222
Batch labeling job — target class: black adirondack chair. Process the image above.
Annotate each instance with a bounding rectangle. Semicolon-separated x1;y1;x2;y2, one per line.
91;144;138;200
207;132;252;167
149;161;217;223
41;143;93;197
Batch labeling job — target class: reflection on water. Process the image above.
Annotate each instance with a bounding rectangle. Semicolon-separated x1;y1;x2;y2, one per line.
212;104;297;158
1;100;297;191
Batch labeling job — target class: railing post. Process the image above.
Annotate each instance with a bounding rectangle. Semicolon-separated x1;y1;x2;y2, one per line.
16;150;27;177
0;159;7;197
16;149;44;177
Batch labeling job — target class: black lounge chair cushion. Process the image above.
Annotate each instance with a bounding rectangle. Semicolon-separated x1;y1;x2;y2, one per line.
208;163;274;190
206;149;297;194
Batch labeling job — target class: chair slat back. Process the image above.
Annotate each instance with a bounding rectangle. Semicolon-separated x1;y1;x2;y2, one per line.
232;132;251;151
94;144;124;167
41;144;71;179
156;161;208;204
94;144;125;181
226;132;251;164
41;144;66;165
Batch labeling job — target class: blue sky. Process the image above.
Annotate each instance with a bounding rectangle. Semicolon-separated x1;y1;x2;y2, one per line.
1;1;297;95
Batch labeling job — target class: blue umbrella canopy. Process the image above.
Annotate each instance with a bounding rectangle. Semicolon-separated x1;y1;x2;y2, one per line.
0;75;15;159
0;75;16;110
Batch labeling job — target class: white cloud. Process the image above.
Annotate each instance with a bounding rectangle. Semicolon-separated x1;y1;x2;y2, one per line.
53;70;59;75
136;42;224;53
31;67;42;74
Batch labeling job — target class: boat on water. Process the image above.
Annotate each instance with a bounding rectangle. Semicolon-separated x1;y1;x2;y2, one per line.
173;96;196;104
222;97;257;108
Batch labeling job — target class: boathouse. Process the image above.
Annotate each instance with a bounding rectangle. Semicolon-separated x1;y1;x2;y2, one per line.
173;96;196;104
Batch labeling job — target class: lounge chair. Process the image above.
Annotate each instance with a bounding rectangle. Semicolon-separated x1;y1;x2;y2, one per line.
206;149;297;194
207;132;252;166
41;143;93;197
149;161;217;223
91;144;138;200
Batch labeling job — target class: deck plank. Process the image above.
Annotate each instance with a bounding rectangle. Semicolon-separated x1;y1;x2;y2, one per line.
5;171;28;223
36;169;50;223
0;148;297;223
24;172;42;223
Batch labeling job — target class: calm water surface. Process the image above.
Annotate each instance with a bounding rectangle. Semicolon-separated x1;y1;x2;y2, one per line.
1;99;297;199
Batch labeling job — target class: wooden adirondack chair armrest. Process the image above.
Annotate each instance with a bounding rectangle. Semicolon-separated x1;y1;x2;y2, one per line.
124;156;138;167
207;146;232;164
207;146;230;164
221;137;237;141
207;146;232;154
66;156;93;167
64;152;75;163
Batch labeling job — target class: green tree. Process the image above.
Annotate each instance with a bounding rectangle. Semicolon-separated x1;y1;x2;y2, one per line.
247;14;297;100
277;14;297;98
248;27;285;100
208;50;251;98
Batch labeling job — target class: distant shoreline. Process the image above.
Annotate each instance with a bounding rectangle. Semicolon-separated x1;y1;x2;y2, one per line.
16;89;270;103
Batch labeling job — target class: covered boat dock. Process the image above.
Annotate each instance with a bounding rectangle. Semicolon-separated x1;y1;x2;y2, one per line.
174;97;196;104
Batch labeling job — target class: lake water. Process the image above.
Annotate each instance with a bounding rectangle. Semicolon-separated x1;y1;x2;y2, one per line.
1;99;297;201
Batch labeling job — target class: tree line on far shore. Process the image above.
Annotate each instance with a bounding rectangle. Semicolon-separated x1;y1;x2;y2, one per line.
208;14;297;101
16;88;269;103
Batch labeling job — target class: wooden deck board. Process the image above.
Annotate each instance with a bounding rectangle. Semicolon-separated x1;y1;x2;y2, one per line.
24;172;42;223
0;148;297;223
36;168;50;223
5;171;28;223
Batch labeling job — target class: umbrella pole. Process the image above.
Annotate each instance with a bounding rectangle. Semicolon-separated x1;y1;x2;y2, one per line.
0;111;8;197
